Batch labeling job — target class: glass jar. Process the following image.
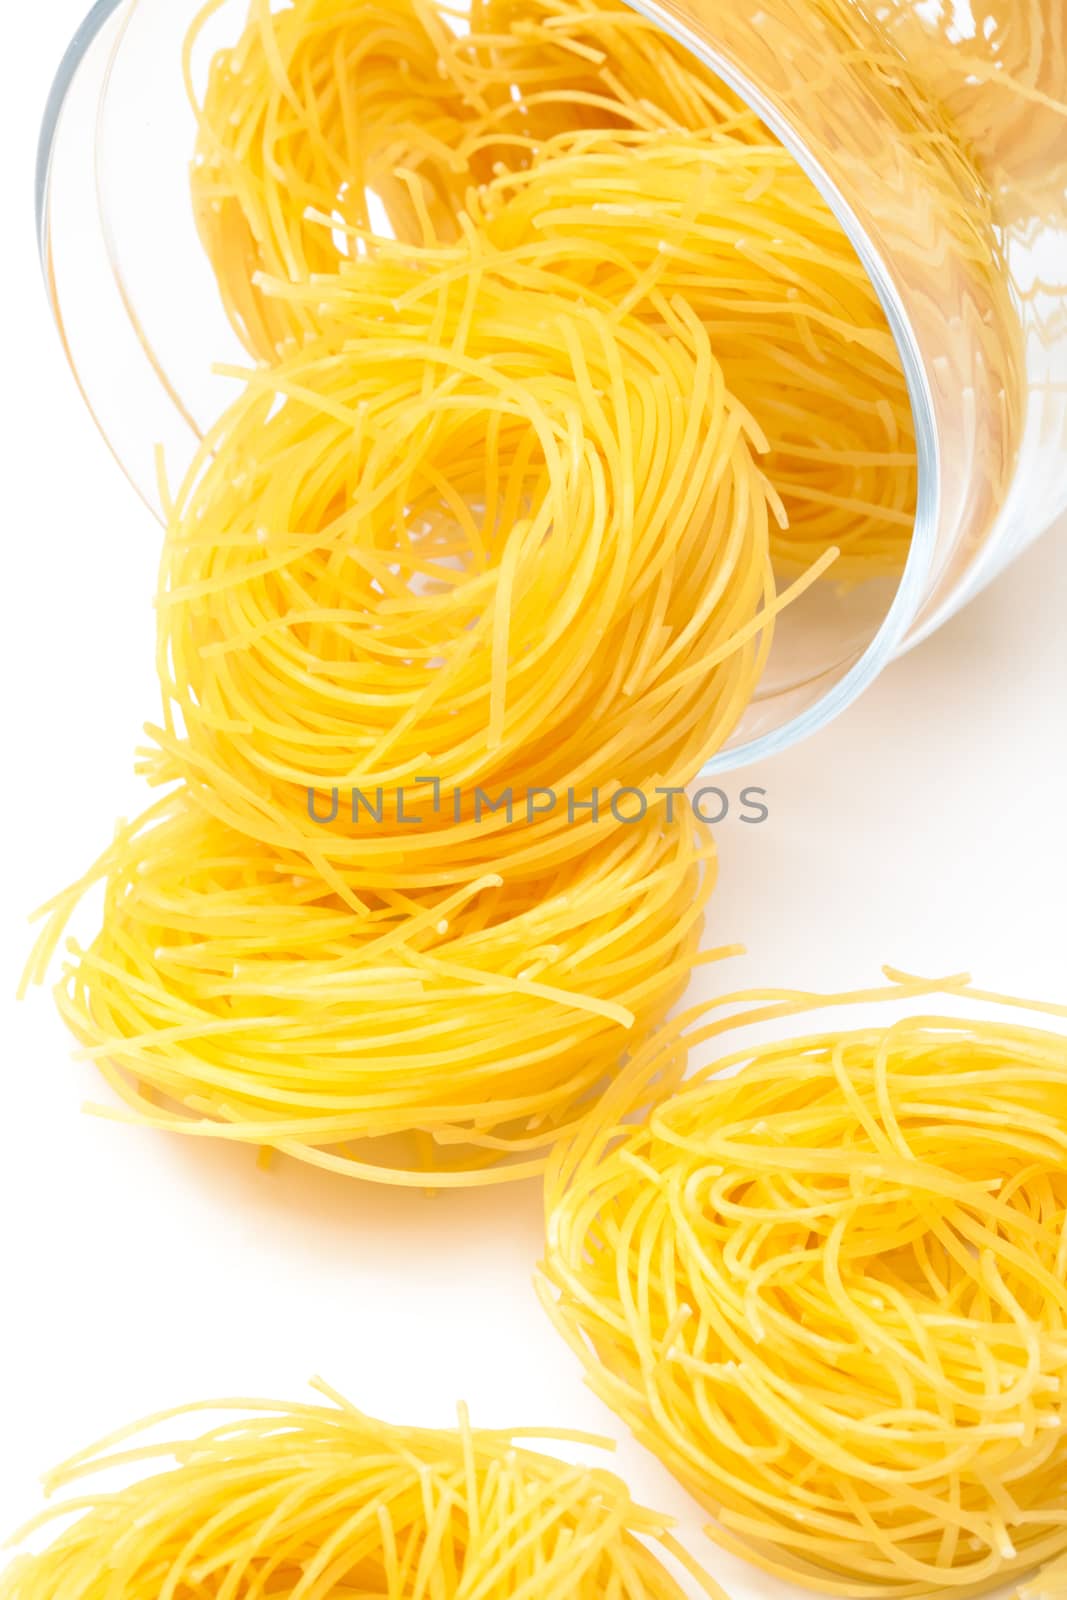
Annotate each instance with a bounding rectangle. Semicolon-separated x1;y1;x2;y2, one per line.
36;0;1067;769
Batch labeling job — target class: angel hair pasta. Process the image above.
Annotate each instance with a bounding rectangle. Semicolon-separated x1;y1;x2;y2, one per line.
300;125;912;581
189;0;917;579
24;788;724;1186
0;1385;728;1600
146;262;821;891
186;0;757;358
541;972;1067;1597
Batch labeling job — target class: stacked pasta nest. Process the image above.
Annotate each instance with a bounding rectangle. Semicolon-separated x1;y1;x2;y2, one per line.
32;0;918;1185
15;1;1067;1597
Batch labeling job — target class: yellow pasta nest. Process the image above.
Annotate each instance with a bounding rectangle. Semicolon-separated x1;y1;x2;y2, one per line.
541;975;1067;1596
0;1386;728;1600
270;126;917;581
27;789;722;1186
189;0;917;581
188;0;755;357
147;263;808;888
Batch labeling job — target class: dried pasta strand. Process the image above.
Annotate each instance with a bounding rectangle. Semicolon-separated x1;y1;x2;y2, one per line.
26;787;725;1186
541;970;1067;1597
0;1385;731;1600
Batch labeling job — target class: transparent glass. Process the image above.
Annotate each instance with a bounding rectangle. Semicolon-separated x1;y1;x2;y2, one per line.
36;0;1067;770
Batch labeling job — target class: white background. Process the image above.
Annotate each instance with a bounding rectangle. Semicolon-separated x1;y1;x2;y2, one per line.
1;5;1066;1596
